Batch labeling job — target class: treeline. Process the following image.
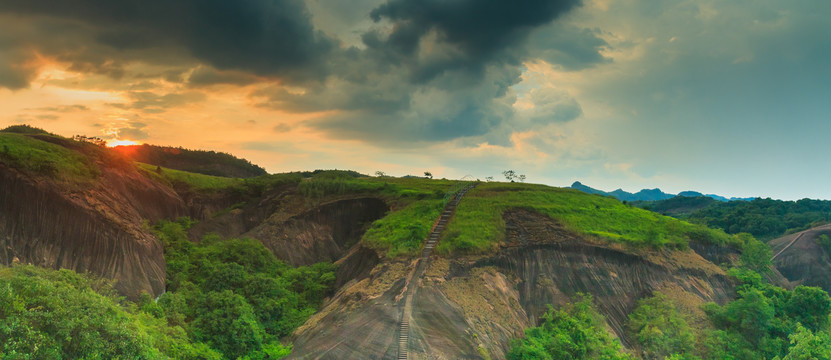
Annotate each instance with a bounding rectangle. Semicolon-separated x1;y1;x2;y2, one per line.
635;197;831;241
116;144;267;178
685;198;831;240
0;218;336;359
510;251;831;359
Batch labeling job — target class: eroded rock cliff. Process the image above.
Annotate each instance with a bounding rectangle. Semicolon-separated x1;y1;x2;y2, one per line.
0;162;186;299
288;209;737;360
770;224;831;292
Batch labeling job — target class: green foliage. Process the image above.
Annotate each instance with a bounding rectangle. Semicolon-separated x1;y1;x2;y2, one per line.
0;264;221;359
785;286;831;333
439;182;736;255
633;196;718;217
153;218;335;359
362;199;445;257
137;162;243;191
116;143;267;178
297;173;383;200
738;233;773;274
628;293;696;359
507;294;633;360
775;324;831;360
191;290;265;358
702;268;831;360
686;198;831;240
0;132;99;183
0;124;50;135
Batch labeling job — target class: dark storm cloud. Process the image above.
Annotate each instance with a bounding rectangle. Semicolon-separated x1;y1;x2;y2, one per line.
0;0;333;85
253;0;586;144
530;25;611;70
367;0;582;81
1;0;590;145
187;67;261;87
0;36;38;89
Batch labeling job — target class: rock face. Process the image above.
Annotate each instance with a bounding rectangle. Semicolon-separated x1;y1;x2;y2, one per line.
0;163;187;299
245;197;389;267
770;224;831;292
287;209;737;360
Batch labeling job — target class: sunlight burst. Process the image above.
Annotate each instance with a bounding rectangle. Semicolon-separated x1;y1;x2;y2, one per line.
106;139;141;147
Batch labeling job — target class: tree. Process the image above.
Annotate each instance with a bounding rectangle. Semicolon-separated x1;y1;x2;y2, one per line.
776;324;831;360
508;294;633;360
191;290;265;359
785;286;831;332
424;171;433;179
738;233;772;274
485;176;494;182
518;174;526;183
628;293;696;359
502;170;517;182
374;171;386;177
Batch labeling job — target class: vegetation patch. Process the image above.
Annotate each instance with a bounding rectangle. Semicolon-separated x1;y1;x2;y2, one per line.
113;144;267;178
662;197;831;241
0;131;99;184
137;163;243;191
0;264;222;359
362;199;444;257
508;294;633;359
153;218;336;359
439;182;738;255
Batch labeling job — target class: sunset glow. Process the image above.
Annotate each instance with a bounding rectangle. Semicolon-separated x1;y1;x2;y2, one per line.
106;139;142;148
0;1;829;199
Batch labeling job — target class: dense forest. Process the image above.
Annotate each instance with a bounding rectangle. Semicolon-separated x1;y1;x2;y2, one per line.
0;218;335;359
636;197;831;241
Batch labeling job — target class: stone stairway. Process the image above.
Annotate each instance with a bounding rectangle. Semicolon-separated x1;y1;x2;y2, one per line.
398;183;476;360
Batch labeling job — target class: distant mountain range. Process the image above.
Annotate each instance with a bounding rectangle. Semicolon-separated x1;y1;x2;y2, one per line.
569;181;755;202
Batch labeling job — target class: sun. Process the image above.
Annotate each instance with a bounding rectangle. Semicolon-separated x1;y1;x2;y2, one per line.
106;139;142;147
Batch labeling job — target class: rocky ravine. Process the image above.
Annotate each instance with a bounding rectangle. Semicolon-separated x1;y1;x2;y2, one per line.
287;209;738;360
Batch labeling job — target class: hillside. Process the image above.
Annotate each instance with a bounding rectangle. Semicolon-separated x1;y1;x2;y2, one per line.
769;224;831;292
4;126;827;359
632;195;719;217
113;143;267;178
685;197;831;241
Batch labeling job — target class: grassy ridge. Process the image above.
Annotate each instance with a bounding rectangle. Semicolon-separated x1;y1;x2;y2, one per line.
439;182;738;254
0;132;99;183
137;162;243;191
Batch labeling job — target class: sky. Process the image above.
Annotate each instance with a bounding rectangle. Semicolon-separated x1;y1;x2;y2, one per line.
1;0;829;200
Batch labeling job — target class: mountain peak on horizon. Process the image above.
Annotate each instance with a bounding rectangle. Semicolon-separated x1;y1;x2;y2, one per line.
569;181;753;202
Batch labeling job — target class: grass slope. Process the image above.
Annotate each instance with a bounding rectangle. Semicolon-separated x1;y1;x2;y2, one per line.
0;131;99;184
438;182;738;255
137;162;243;191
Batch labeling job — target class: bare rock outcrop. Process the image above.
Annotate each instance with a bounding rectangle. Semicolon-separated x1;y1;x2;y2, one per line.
287;209;737;359
0;163;187;299
244;197;389;267
769;224;831;292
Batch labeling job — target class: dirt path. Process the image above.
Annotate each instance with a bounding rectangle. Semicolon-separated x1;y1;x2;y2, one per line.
772;224;831;261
